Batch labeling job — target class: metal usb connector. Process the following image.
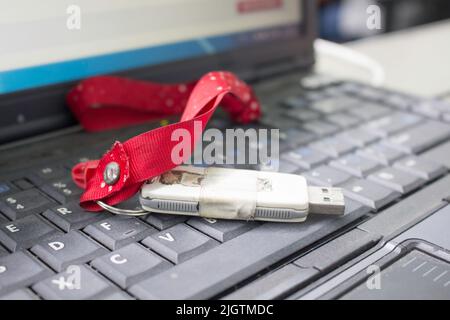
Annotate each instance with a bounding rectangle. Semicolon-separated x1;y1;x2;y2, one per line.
307;186;346;216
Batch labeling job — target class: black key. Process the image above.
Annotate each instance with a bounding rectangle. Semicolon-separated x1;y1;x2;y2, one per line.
303;165;352;187
40;178;83;204
256;159;301;174
84;216;156;250
0;246;8;258
337;198;370;221
0;251;52;295
422;140;450;169
368;167;425;194
365;113;422;137
0;189;54;220
259;115;298;130
0;288;39;300
422;99;450;114
141;213;187;231
31;231;108;272
322;86;346;97
412;100;448;119
91;243;171;288
27;165;68;186
129;202;370;300
102;291;135;300
357;87;386;101
442;113;450;123
277;129;316;148
187;217;259;242
281;96;308;109
338;128;379;147
284;109;320;122
0;215;62;251
325;113;360;128
309;96;359;114
384;93;415;109
302;120;339;136
141;224;218;264
282;147;330;170
33;265;116;300
347;102;391;120
301;74;338;90
309;137;356;158
340;178;401;210
12;179;34;190
383;120;450;154
330;154;382;178
0;182;19;197
394;156;446;181
42;202;109;232
357;143;405;165
339;82;363;95
278;160;303;173
303;91;325;101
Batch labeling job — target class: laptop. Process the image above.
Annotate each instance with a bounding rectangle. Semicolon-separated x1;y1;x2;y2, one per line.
1;0;450;300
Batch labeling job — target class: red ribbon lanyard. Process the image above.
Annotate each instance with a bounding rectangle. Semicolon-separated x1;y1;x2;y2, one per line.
67;71;261;211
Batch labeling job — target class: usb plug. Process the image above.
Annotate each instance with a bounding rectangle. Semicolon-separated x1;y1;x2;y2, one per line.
307;186;345;215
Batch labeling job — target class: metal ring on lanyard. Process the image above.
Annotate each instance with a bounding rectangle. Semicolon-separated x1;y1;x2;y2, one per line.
96;201;147;216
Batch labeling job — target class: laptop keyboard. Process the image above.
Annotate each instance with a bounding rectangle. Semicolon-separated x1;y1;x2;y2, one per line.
1;75;450;299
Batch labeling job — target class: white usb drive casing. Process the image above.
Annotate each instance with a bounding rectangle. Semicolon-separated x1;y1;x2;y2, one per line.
139;166;345;223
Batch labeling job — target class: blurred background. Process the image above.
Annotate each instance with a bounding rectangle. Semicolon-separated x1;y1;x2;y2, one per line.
318;0;450;42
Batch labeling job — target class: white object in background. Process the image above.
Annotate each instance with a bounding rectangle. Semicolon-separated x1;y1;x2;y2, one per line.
314;38;386;87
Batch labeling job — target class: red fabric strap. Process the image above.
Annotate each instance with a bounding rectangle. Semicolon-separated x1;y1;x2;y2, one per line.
67;71;261;211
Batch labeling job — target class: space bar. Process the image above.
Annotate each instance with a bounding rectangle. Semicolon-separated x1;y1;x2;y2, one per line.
129;209;368;299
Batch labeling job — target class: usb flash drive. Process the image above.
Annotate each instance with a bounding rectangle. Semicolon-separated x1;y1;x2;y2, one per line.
139;166;345;223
